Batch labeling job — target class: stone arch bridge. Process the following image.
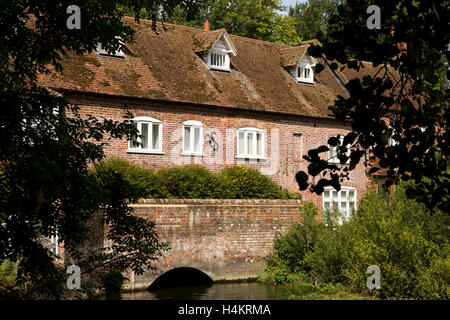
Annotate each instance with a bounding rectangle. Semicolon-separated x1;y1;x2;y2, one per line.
124;199;304;290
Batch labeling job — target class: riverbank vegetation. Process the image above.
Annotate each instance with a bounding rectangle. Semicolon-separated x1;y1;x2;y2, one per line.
91;159;302;200
260;182;449;300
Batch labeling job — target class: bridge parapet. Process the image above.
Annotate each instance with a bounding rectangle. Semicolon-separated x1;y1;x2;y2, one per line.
125;199;304;290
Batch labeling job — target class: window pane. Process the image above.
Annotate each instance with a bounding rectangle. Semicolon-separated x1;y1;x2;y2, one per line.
247;132;254;155
141;123;149;149
194;127;201;153
238;131;244;155
324;191;330;200
152;123;160;150
305;68;310;78
349;202;355;211
341;190;347;199
332;191;338;201
256;133;262;156
348;190;355;199
131;123;139;148
324;202;330;210
184;126;191;152
329;144;336;161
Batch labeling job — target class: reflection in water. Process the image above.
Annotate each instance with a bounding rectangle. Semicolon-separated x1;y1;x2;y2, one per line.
120;283;290;300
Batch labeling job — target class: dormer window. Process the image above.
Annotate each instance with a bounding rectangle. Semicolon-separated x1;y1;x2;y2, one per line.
295;56;315;84
281;45;317;85
96;38;125;58
297;66;311;81
194;29;237;72
209;52;229;69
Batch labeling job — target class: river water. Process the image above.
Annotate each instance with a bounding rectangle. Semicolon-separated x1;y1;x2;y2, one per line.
120;282;291;300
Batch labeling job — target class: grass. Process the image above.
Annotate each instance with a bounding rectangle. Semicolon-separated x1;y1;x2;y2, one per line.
283;282;378;300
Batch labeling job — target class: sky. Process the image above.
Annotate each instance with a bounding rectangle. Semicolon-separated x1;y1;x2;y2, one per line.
281;0;306;9
280;0;307;14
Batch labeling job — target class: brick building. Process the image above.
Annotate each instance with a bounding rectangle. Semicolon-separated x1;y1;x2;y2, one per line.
40;18;380;214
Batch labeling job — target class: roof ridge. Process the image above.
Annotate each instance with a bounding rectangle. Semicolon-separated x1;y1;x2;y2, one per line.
228;33;291;48
122;16;302;49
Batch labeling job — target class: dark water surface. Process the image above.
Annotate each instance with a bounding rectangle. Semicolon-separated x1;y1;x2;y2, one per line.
120;282;291;300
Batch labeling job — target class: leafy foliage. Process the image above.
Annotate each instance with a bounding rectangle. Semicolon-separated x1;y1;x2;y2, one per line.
216;165;301;199
92;160;302;200
261;202;324;285
263;182;450;299
0;1;171;298
295;0;450;213
209;0;302;45
288;0;340;41
156;165;218;199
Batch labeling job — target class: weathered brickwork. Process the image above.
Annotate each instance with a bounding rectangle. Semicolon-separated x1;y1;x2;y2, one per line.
66;92;369;212
126;199;304;289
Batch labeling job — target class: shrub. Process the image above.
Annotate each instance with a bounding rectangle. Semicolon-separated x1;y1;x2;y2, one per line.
0;260;18;289
309;222;355;286
216;166;299;199
91;160;302;200
155;165;217;199
262;202;324;284
345;183;449;299
100;270;127;297
91;158;167;201
263;181;450;299
416;245;450;299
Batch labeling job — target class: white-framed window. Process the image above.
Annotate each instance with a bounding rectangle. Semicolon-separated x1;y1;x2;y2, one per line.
328;135;350;164
208;51;230;71
296;65;314;83
389;118;399;146
183;120;203;155
50;232;59;257
297;66;311;80
237;127;265;159
128;116;162;153
323;186;357;222
96;38;125;58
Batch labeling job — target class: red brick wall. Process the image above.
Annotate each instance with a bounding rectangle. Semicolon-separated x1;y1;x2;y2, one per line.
66;92;368;212
127;199;304;289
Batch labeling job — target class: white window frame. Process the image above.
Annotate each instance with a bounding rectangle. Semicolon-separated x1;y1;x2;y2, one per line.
208;50;231;71
328;135;350;164
182;120;203;156
128;116;163;154
50;231;59;257
96;37;125;58
236;127;266;160
296;65;313;83
323;186;357;223
389;118;399;146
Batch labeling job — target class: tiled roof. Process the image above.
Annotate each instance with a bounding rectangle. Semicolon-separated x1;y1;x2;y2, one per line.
192;28;236;54
38;17;378;118
279;45;308;66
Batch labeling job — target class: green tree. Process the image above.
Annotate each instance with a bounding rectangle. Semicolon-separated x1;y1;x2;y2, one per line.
209;0;302;45
288;0;340;41
117;0;210;28
0;0;170;299
296;0;449;213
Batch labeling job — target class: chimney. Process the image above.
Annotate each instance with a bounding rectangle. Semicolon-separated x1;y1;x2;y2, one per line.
204;21;210;31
